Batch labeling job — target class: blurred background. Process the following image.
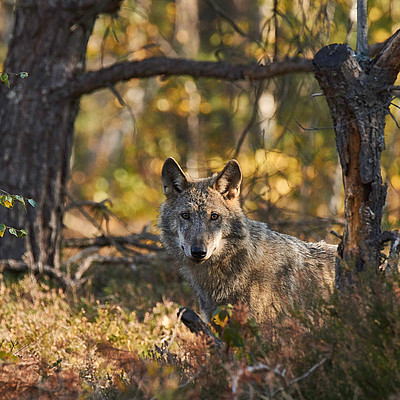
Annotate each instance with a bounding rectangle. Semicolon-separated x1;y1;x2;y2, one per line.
1;0;399;242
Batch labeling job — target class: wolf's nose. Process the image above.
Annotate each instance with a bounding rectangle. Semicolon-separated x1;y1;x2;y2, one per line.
191;245;207;260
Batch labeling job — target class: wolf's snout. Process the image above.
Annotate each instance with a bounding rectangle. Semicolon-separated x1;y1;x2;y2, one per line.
191;245;207;260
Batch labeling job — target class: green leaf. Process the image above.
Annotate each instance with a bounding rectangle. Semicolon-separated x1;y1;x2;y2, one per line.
15;195;27;211
0;224;6;237
16;229;27;238
27;198;37;208
18;72;28;79
0;72;10;88
8;227;18;237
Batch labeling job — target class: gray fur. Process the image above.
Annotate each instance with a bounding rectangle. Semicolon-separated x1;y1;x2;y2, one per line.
159;157;336;323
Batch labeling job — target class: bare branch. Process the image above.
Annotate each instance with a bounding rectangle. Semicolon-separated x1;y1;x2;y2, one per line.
0;259;73;288
203;0;263;48
74;254;136;281
67;57;313;97
63;233;162;252
233;81;265;158
373;29;400;83
231;363;271;399
356;0;368;59
179;366;205;389
271;357;328;397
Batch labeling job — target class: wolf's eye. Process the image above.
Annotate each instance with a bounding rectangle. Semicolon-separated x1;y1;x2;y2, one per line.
210;212;219;221
181;212;190;220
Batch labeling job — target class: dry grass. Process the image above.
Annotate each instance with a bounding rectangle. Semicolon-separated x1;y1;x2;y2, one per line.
1;263;400;399
0;269;194;399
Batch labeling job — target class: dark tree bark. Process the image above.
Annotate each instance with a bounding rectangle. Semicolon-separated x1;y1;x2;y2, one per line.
0;0;122;268
313;30;400;288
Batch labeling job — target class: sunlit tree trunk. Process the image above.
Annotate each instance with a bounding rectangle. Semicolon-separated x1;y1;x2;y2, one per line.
313;31;400;288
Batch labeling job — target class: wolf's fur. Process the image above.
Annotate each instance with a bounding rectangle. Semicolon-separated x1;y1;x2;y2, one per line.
159;157;336;323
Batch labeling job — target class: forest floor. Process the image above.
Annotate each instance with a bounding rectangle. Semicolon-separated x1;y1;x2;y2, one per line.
1;252;400;399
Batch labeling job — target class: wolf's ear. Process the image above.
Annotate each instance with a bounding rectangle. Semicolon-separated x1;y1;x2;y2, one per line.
214;159;242;200
161;157;188;196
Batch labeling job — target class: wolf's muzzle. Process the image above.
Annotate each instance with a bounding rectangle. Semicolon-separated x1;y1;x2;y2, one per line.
191;244;207;260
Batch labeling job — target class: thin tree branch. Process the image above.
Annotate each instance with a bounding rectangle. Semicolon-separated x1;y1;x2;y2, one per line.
0;259;73;288
373;29;400;82
231;363;271;399
356;0;368;59
63;234;162;252
74;254;136;281
66;57;313;97
271;357;328;397
233;80;265;158
203;0;263;48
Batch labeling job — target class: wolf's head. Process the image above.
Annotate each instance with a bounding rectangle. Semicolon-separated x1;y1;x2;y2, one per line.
159;157;245;263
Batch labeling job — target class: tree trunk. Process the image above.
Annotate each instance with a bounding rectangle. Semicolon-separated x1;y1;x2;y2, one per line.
0;0;122;268
313;34;400;288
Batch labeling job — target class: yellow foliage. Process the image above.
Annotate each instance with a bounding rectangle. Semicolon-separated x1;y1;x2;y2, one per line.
391;175;400;190
275;177;291;196
369;7;383;22
213;313;229;327
374;28;391;43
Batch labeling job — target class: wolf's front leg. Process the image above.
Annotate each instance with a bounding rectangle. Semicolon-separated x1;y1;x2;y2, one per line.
197;295;216;324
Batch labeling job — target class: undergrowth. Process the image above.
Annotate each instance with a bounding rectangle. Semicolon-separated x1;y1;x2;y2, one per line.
1;263;400;399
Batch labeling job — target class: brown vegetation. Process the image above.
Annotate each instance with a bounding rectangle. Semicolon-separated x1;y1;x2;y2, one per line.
1;259;400;399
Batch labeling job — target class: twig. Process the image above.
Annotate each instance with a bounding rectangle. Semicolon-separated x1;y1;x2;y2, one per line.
65;192;134;256
63;233;162;252
388;109;400;129
232;362;271;399
356;0;369;60
271;356;328;397
0;259;73;288
233;80;265;158
64;246;100;267
330;230;343;240
74;254;136;281
179;365;205;389
65;199;111;212
64;246;100;278
203;0;263;49
296;119;334;131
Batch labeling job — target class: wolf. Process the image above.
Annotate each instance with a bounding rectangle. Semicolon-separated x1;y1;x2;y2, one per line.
159;157;336;324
